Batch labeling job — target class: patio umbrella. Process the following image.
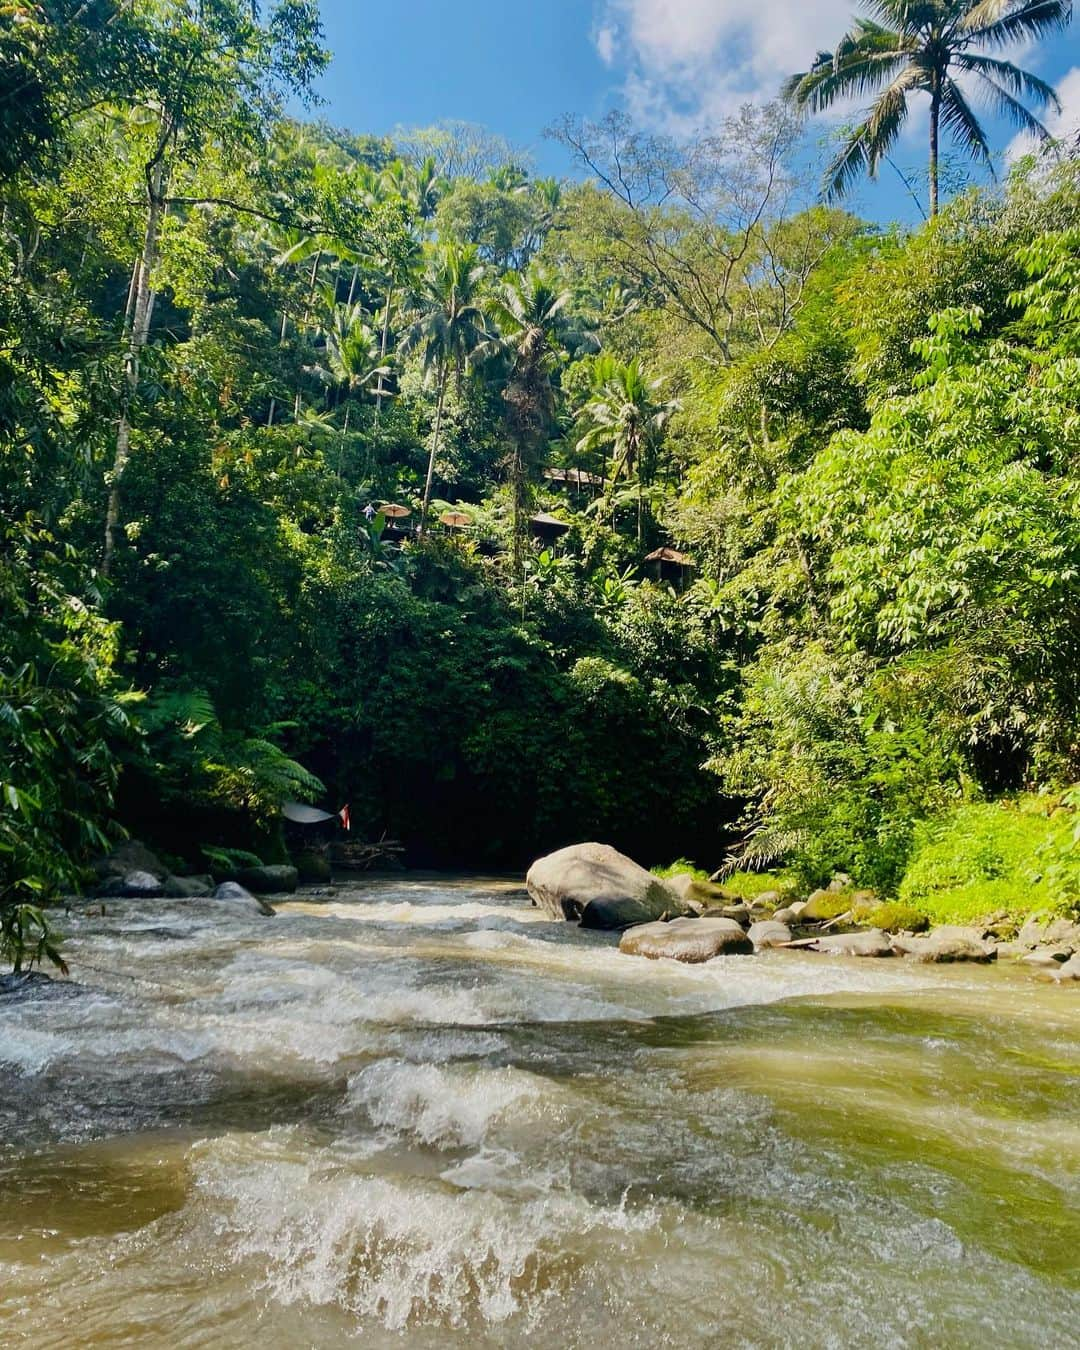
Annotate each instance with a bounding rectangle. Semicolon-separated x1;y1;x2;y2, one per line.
439;511;473;530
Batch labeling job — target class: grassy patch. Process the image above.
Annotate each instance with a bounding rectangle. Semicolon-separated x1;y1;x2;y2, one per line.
851;899;929;932
898;798;1077;925
651;859;711;882
721;871;799;901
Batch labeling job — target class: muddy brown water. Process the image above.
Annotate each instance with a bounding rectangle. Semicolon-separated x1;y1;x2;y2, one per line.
1;876;1077;1347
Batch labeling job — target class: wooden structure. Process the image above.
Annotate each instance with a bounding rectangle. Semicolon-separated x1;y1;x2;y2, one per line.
529;512;571;544
542;466;604;498
644;546;694;588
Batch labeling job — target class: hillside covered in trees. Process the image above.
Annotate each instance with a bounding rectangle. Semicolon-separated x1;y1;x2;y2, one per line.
3;0;1080;928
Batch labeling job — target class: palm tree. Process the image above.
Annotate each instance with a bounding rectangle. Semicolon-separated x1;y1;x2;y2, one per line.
785;0;1072;216
305;304;387;475
576;357;678;544
488;268;572;574
404;241;492;531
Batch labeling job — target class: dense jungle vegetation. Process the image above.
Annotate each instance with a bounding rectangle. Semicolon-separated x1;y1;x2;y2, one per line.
3;0;1080;941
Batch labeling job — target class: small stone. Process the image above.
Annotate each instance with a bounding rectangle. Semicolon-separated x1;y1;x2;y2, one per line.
160;874;213;898
121;870;163;897
1053;953;1080;981
772;906;797;925
747;920;792;949
1020;947;1070;969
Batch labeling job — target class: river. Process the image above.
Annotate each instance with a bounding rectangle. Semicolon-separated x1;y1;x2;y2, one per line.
1;875;1078;1347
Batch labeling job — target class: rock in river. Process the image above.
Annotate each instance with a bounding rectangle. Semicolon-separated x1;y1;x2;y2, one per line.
160;874;214;898
665;872;732;910
890;932;996;963
800;929;894;958
213;881;276;916
620;917;754;962
748;919;793;949
526;843;689;929
235;864;298;894
94;839;167;881
1053;953;1080;982
95;869;164;898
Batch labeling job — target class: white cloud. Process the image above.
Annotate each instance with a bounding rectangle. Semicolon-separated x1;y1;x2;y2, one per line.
593;0;856;128
1006;65;1080;161
595;22;616;66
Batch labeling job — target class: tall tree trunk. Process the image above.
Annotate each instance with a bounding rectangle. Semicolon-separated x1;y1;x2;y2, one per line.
339;403;350;477
929;81;941;219
511;443;526;583
266;309;288;427
294;248;322;421
420;366;447;534
373;285;393;432
637;475;643;546
104;146;167;577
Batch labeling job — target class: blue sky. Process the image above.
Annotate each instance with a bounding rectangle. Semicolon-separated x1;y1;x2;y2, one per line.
309;0;1080;225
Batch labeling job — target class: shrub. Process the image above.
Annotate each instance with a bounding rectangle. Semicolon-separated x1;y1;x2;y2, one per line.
899;798;1078;923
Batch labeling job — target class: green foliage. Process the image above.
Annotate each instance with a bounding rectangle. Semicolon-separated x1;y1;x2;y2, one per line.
2;7;1078;893
720;871;798;901
651;859;710;882
0;903;68;976
1;521;135;904
849;900;929;933
899;798;1079;922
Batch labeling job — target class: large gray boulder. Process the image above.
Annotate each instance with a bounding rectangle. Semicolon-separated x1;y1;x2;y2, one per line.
619;917;754;962
94;840;167;881
798;929;894;957
213;881;276;916
235;864;298;895
891;932;997;963
526;843;688;929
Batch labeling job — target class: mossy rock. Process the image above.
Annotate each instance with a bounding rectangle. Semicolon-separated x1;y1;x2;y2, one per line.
852;900;929;933
801;890;854;922
295;851;332;883
666;873;733;907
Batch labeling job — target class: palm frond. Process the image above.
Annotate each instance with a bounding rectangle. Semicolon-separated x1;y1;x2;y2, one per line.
953;51;1061;112
939;77;995;169
971;71;1057;139
961;0;1072;49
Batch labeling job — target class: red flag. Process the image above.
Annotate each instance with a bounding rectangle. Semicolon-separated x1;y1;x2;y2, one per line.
339;804;351;831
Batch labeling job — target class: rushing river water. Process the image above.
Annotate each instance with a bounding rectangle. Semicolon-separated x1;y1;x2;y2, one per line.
1;875;1078;1348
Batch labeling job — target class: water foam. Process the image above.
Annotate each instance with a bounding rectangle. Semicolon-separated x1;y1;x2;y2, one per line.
347;1059;549;1149
192;1130;659;1332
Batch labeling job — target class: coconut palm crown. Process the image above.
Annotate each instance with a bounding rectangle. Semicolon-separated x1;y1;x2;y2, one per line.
785;0;1073;215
